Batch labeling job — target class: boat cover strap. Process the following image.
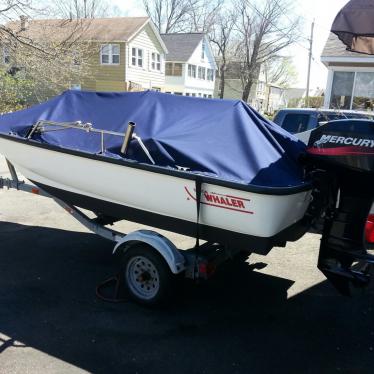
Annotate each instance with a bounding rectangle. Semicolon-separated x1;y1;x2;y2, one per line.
195;177;202;249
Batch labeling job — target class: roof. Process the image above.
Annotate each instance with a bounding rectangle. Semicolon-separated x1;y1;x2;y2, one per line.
321;32;373;58
160;33;204;62
5;17;167;49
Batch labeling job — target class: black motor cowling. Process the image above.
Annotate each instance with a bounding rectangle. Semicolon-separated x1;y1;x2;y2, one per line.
307;119;374;295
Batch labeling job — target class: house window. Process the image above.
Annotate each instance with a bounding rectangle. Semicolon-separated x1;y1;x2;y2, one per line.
166;63;173;75
173;63;182;76
100;44;120;65
208;95;212;98
198;67;206;80
165;62;182;76
174;92;183;95
3;46;10;64
131;47;143;67
191;93;196;97
151;52;161;71
352;72;374;111
207;69;214;81
188;64;196;78
185;93;190;96
329;71;354;110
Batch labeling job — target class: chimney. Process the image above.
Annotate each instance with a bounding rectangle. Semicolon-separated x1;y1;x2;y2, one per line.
20;15;28;31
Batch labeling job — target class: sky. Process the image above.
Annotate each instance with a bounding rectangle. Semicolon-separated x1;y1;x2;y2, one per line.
111;0;350;90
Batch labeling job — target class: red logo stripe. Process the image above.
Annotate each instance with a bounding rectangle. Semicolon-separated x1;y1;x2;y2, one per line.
184;187;254;214
308;146;374;156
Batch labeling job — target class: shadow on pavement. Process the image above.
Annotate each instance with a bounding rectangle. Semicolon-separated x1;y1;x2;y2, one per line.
1;222;374;373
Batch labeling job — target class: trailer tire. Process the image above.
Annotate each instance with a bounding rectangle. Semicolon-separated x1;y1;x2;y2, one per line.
120;244;175;306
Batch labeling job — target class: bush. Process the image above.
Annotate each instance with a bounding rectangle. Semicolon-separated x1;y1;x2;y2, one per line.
0;69;33;114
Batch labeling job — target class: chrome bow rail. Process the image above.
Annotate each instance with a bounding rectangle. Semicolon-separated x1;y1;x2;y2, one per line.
26;120;156;164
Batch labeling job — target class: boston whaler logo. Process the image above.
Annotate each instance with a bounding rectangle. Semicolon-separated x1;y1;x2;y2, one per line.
314;134;374;148
184;186;253;214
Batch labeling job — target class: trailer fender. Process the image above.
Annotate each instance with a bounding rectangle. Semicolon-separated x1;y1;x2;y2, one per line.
112;230;185;274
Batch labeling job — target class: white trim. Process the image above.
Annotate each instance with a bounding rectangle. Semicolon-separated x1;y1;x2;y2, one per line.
203;35;217;70
324;65;374;73
131;47;144;68
197;66;206;80
150;51;161;72
324;69;334;108
350;72;357;109
321;56;374;66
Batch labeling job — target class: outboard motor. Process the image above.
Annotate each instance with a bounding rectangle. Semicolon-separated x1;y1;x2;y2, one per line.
307;119;374;295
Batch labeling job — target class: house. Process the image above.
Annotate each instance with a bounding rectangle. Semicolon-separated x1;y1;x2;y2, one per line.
1;17;168;94
266;84;287;114
213;61;260;106
284;88;306;107
283;87;324;108
321;32;374;111
214;63;286;114
160;33;217;98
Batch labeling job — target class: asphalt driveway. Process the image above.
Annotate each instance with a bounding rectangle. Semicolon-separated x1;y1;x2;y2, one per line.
1;157;374;374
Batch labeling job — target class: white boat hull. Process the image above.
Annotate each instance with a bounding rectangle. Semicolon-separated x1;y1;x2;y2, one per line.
0;136;312;252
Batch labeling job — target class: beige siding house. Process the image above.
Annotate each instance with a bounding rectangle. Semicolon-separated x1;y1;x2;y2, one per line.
2;17;168;93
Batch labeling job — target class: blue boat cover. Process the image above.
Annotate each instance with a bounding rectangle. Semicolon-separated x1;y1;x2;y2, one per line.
0;90;307;188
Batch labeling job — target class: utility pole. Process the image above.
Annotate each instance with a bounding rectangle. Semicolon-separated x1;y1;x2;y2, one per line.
305;20;314;108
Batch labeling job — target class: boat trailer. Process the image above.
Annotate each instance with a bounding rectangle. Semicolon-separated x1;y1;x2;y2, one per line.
0;159;243;306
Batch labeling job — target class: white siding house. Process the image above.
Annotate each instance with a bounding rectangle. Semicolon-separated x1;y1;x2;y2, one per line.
321;33;374;112
161;33;217;97
126;22;168;91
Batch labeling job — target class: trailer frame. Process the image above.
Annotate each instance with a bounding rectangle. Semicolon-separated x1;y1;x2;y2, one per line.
0;159;243;305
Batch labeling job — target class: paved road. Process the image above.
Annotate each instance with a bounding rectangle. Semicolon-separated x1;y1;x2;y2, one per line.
1;157;374;373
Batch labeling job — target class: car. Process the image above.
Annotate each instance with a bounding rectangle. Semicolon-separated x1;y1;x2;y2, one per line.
273;108;374;144
273;108;374;244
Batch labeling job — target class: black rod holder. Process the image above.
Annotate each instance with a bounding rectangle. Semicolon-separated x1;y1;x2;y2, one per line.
120;121;136;155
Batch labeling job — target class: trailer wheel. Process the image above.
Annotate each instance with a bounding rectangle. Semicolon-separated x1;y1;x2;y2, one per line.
120;244;175;306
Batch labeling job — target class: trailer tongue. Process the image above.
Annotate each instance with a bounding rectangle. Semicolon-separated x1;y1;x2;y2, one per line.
307;119;374;295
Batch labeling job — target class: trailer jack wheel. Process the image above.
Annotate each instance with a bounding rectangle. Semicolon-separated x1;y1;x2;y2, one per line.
120;244;175;306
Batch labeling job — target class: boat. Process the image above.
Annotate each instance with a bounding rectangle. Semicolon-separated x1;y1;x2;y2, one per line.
0;90;312;254
1;90;374;302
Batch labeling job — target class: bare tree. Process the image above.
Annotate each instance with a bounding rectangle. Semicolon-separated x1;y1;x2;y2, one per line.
51;0;111;19
188;0;223;33
234;0;300;102
0;1;105;103
210;8;236;99
143;0;197;33
264;56;298;88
